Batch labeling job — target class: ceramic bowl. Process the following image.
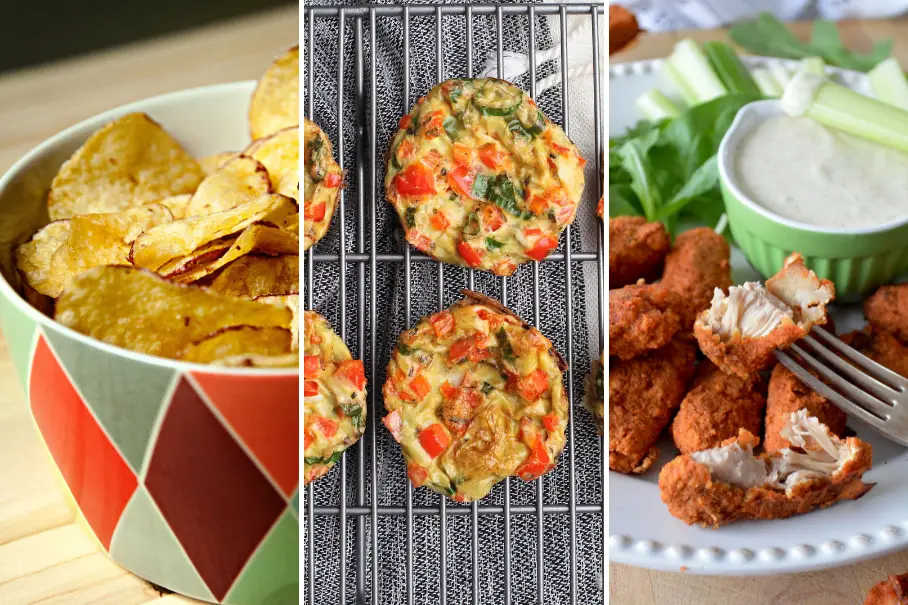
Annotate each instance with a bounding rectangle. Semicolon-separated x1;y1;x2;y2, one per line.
0;83;299;605
718;99;908;299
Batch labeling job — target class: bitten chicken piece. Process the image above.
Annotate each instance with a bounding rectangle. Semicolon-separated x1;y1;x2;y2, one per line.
661;227;733;330
610;339;696;474
864;572;908;605
659;410;873;528
864;284;908;346
671;361;766;455
609;216;670;288
694;253;834;377
764;363;848;453
609;283;682;360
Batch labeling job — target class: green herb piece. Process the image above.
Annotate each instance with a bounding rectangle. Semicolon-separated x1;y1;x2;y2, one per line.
497;328;516;363
326;451;344;464
729;13;891;73
443;116;460;140
481;382;494;395
471;173;490;199
487;174;521;216
463;211;481;236
405;207;417;228
341;403;362;418
508;119;533;140
304;456;323;465
485;237;505;250
397;342;414;355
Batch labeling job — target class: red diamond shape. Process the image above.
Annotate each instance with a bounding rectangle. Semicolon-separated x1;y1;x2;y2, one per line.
191;372;298;496
30;335;137;550
145;377;285;600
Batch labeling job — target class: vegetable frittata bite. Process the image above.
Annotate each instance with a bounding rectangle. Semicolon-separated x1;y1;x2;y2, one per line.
303;119;342;250
584;355;604;430
382;291;568;502
385;78;585;275
303;311;367;484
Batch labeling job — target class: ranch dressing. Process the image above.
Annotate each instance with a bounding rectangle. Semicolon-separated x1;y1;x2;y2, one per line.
735;115;908;228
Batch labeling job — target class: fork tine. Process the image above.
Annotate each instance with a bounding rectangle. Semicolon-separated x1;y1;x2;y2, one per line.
774;350;888;429
811;326;908;391
789;343;894;417
800;334;900;404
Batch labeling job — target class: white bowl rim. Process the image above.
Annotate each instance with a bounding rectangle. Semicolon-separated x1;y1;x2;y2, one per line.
718;98;908;236
0;81;299;377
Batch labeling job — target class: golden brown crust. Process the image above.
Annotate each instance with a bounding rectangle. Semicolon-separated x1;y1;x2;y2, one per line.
865;573;908;605
609;284;683;360
841;327;908;378
609;339;696;474
609;216;670;288
658;435;874;528
694;315;805;378
764;363;848;453
864;284;908;346
661;227;732;329
671;362;766;455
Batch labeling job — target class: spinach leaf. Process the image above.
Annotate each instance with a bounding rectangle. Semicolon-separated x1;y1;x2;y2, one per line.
485;237;505;250
405;207;417;228
487;174;521;216
471;173;490;199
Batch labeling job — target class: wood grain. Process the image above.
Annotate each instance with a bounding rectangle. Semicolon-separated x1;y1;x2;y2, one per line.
0;5;296;604
610;19;908;605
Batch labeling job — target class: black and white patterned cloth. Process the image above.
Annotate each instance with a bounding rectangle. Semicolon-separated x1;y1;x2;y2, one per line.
304;2;603;603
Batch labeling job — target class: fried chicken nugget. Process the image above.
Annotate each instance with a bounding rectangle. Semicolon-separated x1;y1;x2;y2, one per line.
865;573;908;605
670;361;766;455
764;363;848;453
609;283;682;360
865;284;908;346
659;411;874;528
609;216;670;288
610;339;696;473
694;253;834;377
841;326;908;379
661;227;732;329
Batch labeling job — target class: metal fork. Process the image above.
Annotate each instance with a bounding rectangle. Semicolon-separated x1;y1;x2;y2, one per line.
774;326;908;446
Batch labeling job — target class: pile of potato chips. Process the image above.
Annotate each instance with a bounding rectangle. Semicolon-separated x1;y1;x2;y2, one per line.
15;47;301;368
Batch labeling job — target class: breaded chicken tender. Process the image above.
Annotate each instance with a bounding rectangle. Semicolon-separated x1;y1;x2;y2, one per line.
661;227;733;329
659;411;873;528
609;216;670;288
694;253;834;377
671;361;766;455
609;283;682;360
865;284;908;346
841;326;908;378
610;339;696;473
764;363;848;453
864;572;908;605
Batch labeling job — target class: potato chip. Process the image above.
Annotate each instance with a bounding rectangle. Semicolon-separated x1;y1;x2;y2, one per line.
258;294;299;350
282;212;299;234
184;155;273;217
55;266;292;359
130;193;295;271
170;223;298;284
203;255;299;299
156;236;235;279
245;126;298;200
198;152;238;176
249;46;299;140
16;205;173;297
146;194;192;220
179;325;293;364
47;113;204;220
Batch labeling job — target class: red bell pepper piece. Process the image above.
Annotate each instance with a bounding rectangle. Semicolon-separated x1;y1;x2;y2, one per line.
418;423;451;459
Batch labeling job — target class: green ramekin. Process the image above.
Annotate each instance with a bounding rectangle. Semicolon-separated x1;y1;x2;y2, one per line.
718;99;908;300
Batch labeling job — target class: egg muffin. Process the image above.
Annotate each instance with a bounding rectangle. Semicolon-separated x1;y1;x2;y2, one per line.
584;355;604;430
382;291;568;501
385;78;586;275
303;119;342;250
303;311;367;484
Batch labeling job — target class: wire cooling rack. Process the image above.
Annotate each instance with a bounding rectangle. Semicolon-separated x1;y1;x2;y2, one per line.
303;4;604;604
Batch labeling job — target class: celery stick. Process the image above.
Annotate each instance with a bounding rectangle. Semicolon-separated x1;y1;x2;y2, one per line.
669;39;727;104
799;57;826;77
782;71;908;154
702;41;760;95
635;88;681;121
752;68;783;97
769;62;792;88
661;59;700;107
869;57;908;110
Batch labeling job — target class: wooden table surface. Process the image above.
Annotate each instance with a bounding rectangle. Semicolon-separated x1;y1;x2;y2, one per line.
609;18;908;605
0;6;297;604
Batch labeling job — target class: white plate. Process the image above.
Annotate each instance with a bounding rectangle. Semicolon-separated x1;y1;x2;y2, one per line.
608;56;908;575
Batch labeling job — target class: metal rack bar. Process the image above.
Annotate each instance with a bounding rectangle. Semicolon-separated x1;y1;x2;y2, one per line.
303;5;604;603
308;4;602;17
312;504;603;516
